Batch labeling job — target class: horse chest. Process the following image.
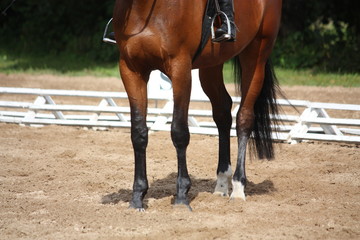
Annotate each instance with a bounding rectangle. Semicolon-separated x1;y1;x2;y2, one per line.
123;34;172;61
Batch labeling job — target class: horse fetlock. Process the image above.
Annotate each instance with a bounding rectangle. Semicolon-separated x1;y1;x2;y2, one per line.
177;177;191;194
214;166;232;196
133;179;148;193
171;129;190;150
175;176;191;204
132;179;148;203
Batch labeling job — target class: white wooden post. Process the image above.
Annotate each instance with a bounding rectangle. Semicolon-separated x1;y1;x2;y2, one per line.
43;95;65;119
314;108;343;136
21;96;46;127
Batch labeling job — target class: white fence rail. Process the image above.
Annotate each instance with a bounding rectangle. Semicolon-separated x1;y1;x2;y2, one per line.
1;87;360;144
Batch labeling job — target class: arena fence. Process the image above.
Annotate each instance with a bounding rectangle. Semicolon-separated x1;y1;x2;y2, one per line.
1;82;359;144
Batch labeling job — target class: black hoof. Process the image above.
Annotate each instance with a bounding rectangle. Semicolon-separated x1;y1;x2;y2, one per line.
129;203;146;212
174;198;192;211
129;199;145;211
174;203;192;212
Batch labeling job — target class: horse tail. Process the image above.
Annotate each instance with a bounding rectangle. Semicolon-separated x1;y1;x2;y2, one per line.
232;58;281;160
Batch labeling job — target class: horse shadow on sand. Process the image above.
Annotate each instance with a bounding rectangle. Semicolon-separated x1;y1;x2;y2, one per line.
101;172;276;207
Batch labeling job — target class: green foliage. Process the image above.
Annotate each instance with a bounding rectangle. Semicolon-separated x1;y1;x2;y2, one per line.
0;0;360;75
274;0;360;73
273;21;360;72
0;0;117;63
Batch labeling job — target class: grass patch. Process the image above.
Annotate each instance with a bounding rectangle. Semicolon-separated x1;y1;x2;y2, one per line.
222;62;360;87
1;53;359;87
275;68;360;87
0;52;119;77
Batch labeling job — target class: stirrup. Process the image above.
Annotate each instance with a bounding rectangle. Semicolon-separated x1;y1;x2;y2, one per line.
102;18;117;44
212;33;233;43
211;11;232;43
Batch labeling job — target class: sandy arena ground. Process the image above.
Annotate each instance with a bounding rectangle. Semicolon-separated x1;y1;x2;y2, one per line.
0;73;360;239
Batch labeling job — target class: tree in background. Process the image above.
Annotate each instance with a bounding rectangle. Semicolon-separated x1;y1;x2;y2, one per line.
275;0;360;72
1;0;360;72
0;0;117;62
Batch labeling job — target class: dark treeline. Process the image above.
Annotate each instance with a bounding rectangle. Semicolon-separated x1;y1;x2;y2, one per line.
1;0;359;72
277;0;360;72
0;0;117;62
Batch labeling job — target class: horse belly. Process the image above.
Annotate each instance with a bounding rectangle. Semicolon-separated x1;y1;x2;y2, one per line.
193;0;265;68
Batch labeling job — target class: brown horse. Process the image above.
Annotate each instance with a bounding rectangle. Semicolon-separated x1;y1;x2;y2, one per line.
112;0;282;210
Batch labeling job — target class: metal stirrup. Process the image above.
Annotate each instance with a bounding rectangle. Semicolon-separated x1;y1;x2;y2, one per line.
102;18;116;44
211;0;232;41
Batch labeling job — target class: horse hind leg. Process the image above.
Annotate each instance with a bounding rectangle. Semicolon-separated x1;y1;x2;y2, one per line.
199;65;233;197
232;37;279;201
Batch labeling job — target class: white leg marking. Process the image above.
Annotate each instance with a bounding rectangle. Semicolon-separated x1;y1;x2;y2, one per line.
230;180;246;201
214;165;232;197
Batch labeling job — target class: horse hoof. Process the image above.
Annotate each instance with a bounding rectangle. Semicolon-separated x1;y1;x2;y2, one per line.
129;205;146;211
173;203;193;212
214;166;232;197
174;198;192;211
230;180;246;201
213;191;229;197
128;205;146;212
137;208;146;212
229;193;246;201
129;201;146;212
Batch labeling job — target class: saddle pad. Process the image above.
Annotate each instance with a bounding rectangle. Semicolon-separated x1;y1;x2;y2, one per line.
192;0;216;62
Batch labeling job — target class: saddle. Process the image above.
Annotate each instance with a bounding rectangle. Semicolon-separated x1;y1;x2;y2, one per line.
192;0;217;61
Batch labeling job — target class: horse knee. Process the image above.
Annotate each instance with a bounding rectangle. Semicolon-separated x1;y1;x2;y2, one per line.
131;124;148;152
171;123;190;150
214;110;232;131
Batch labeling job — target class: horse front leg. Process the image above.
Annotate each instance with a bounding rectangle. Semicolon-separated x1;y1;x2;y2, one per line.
120;60;149;210
130;106;149;210
168;61;192;208
199;66;233;197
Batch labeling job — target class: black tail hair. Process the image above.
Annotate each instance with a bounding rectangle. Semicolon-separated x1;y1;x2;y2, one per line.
232;58;282;160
